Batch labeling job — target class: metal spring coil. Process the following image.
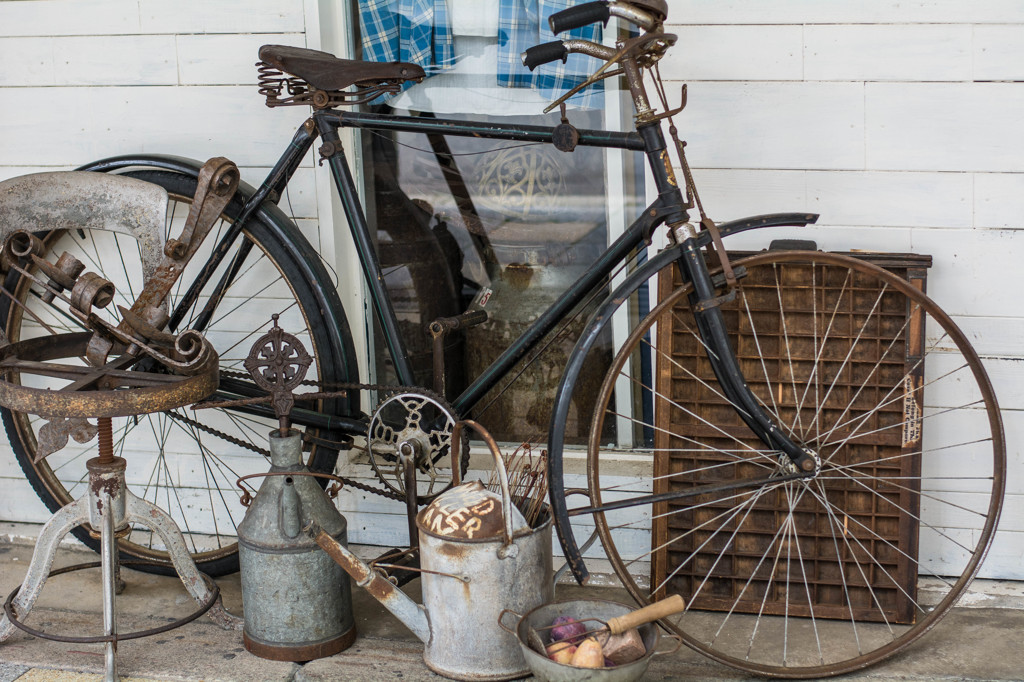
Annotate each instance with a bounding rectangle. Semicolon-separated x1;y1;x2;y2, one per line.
256;61;309;106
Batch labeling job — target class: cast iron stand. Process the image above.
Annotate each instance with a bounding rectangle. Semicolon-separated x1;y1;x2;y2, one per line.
0;333;240;681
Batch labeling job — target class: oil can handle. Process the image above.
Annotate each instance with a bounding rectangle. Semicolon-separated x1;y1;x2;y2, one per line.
450;419;517;557
497;608;522;635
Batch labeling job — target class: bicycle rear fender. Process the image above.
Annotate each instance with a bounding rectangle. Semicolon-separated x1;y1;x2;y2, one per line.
547;211;818;585
76;154;361;391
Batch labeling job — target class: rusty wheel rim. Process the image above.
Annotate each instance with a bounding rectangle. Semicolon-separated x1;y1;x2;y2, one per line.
586;251;1004;677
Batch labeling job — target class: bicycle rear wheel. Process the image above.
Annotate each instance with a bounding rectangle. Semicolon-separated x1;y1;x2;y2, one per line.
584;250;1004;677
1;170;356;576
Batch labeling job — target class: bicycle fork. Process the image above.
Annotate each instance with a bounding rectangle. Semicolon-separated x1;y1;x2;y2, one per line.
671;235;820;475
638;115;819;475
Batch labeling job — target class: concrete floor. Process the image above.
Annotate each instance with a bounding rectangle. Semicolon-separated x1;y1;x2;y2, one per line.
0;534;1021;681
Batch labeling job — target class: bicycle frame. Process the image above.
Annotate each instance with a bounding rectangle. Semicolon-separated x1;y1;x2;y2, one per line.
80;97;821;586
315;108;819;470
81;110;818;470
319;109;649;414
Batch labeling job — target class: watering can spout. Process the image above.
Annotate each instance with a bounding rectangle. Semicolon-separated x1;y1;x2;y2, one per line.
305;520;430;644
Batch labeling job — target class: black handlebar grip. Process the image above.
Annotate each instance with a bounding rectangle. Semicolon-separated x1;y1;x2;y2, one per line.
549;1;611;35
521;41;569;71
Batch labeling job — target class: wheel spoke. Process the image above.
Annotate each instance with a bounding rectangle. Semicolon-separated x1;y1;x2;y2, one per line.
583;251;1003;676
4;171;347;575
613;369;777;468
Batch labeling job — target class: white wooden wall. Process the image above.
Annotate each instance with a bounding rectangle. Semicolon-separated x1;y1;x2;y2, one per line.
0;1;1021;579
0;0;339;525
662;1;1024;578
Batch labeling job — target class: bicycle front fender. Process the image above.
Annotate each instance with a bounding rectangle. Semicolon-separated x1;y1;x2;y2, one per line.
546;211;818;585
695;212;819;249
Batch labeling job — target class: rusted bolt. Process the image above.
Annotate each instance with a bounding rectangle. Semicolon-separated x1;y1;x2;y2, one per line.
164;238;187;259
312;90;330;108
97;417;114;464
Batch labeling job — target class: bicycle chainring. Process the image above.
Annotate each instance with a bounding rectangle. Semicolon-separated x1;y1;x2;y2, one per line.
367;390;466;504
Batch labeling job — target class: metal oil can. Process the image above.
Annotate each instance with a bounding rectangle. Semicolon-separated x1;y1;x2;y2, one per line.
237;428;355;661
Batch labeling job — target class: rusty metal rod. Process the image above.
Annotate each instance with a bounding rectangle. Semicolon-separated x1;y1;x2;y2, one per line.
2;562;220;643
567;471;807;517
96;417;113;464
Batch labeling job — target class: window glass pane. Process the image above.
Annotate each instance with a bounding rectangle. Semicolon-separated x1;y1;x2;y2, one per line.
352;0;642;445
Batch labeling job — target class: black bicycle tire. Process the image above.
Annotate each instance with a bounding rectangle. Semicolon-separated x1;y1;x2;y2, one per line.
581;250;1005;677
1;169;356;577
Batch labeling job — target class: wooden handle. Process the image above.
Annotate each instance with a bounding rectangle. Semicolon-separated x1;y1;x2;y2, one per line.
606;594;685;635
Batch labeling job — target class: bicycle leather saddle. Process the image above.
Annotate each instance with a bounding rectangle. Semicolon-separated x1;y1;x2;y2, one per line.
258;44;425;92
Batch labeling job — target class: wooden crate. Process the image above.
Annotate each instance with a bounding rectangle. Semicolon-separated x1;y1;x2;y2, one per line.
651;250;931;624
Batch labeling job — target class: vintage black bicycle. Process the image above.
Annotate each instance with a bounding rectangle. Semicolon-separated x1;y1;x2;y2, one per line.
1;0;1004;677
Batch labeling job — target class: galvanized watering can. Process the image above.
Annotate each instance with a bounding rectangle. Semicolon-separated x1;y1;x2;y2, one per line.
307;420;554;681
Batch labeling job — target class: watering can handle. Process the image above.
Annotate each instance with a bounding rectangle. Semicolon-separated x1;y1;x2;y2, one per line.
450;420;517;556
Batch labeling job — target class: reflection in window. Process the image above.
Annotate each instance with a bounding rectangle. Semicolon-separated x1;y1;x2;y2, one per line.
354;0;639;445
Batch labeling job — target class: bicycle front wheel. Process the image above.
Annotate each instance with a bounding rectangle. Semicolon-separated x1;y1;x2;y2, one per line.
586;250;1004;677
1;169;356;576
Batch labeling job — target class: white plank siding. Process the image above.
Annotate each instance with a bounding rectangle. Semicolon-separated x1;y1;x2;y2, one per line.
0;1;1021;583
0;0;305;37
974;25;1024;81
660;25;804;81
0;0;327;535
805;25;973;82
666;2;1024;579
675;2;1024;25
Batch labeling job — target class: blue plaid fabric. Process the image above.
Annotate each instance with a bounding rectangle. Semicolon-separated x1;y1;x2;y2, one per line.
359;0;602;108
497;0;603;108
359;0;455;72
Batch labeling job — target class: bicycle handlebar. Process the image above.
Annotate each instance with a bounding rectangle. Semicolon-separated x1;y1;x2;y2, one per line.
521;38;616;71
549;1;662;35
522;41;569;70
527;2;667;72
549;2;611;34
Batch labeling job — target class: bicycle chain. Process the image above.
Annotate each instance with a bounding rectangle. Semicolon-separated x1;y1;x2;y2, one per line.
166;410;269;457
167;387;407;499
220;368;406;394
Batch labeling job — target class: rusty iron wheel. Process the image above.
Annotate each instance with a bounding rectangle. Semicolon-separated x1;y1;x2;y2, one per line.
1;170;354;577
584;251;1004;677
